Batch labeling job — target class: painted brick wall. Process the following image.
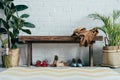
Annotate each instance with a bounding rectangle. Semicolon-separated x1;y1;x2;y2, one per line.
15;0;120;36
1;0;120;66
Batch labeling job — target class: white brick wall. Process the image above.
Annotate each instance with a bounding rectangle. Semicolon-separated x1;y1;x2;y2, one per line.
15;0;120;36
2;0;120;66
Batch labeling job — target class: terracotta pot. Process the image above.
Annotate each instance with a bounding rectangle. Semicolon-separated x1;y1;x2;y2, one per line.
102;46;120;67
9;48;20;67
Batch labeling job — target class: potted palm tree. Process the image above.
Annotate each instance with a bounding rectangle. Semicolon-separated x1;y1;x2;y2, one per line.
88;10;120;67
0;0;35;67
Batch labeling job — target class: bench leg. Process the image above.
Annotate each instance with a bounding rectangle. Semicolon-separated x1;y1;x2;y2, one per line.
89;45;94;67
27;43;32;67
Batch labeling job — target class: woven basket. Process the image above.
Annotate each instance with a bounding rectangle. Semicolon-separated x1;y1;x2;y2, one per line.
102;46;120;67
9;48;20;67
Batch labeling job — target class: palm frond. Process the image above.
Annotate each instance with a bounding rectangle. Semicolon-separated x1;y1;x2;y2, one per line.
89;13;112;30
88;14;108;23
96;27;107;36
89;10;120;46
113;23;120;28
113;10;120;21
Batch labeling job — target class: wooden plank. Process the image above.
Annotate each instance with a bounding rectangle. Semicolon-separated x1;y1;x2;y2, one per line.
94;36;103;41
19;36;103;43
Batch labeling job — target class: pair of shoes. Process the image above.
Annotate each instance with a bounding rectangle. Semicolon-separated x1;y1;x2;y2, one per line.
71;58;83;67
36;59;48;67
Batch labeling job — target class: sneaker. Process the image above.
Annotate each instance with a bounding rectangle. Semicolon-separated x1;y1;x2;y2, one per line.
77;58;82;67
71;58;77;67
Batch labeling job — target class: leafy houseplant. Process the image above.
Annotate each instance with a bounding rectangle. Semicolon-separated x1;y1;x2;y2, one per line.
0;0;35;67
88;10;120;46
0;0;35;49
89;10;120;67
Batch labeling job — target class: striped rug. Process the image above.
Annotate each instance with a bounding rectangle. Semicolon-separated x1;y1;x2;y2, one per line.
0;67;120;80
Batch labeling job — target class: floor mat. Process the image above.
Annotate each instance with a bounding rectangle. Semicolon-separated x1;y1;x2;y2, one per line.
0;67;120;80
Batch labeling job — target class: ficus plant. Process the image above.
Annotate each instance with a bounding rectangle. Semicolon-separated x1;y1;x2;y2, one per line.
88;10;120;46
0;0;35;49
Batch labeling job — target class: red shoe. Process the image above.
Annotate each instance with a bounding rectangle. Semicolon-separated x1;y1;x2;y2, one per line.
41;60;48;67
36;60;42;67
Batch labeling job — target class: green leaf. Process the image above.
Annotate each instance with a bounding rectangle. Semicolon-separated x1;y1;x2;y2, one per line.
1;19;10;29
11;2;15;9
15;5;28;11
11;37;18;49
21;29;31;34
13;28;19;37
88;13;111;28
5;0;14;2
0;18;9;29
0;2;4;9
113;10;120;21
2;38;8;47
114;23;120;28
9;31;14;39
23;22;35;28
6;13;12;21
20;14;29;18
12;15;19;27
0;28;7;34
11;43;17;49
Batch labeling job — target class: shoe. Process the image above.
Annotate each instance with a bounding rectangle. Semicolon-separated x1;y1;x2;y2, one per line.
36;60;42;67
71;58;77;67
41;59;48;67
77;58;82;67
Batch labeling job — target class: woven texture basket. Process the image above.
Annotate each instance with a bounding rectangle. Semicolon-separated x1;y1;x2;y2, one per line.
9;48;20;67
102;46;120;67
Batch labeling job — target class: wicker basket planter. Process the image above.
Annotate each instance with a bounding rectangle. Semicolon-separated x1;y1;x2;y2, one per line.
9;48;20;67
2;54;12;68
102;46;120;67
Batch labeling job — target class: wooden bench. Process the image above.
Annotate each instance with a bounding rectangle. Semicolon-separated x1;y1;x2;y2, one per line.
19;36;103;67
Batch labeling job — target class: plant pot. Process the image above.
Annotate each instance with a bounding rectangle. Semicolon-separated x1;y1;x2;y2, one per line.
102;46;120;67
2;54;12;68
9;48;20;67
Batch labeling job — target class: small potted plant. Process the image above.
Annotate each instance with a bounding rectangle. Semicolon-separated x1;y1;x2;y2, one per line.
0;29;11;68
0;0;35;67
88;10;120;67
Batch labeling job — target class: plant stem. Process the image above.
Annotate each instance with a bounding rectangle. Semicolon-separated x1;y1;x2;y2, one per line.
0;35;3;44
7;31;10;48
